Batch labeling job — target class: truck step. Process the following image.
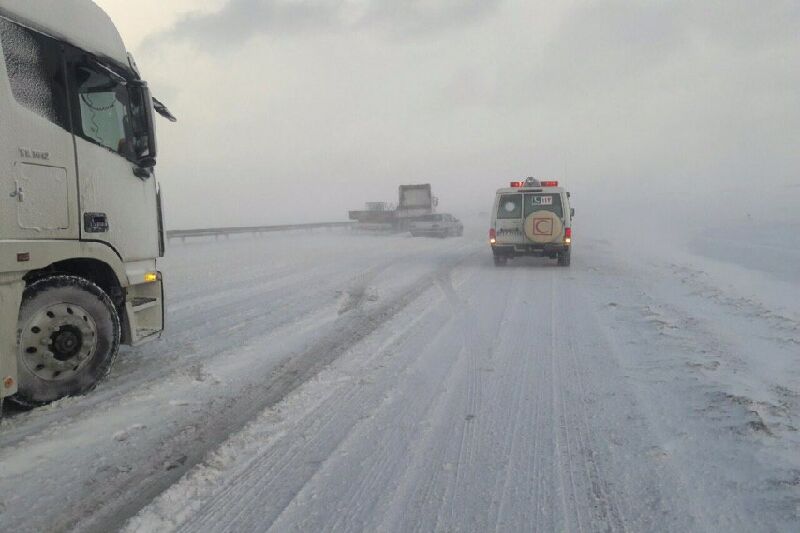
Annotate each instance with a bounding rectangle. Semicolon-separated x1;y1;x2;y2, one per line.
130;296;159;311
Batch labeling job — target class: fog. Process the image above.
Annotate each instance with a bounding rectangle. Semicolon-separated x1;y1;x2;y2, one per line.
5;4;800;527
96;0;799;234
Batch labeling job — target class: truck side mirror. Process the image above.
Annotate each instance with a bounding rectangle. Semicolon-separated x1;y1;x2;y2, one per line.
128;81;158;169
571;208;575;218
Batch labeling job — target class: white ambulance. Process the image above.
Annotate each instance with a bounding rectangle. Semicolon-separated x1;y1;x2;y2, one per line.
489;178;574;266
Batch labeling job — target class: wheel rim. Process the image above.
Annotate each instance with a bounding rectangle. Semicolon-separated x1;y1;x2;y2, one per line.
19;303;99;381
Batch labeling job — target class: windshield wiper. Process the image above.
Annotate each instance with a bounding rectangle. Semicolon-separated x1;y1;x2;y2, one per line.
152;97;177;122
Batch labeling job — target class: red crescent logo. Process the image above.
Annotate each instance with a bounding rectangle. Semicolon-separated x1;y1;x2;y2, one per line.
533;218;553;236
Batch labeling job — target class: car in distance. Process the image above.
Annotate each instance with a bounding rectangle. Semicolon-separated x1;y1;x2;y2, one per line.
409;214;464;238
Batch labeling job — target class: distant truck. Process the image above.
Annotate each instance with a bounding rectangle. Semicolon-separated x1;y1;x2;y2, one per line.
349;184;439;233
397;184;437;217
0;0;175;406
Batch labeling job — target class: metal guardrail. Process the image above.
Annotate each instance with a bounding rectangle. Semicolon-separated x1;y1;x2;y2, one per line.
167;222;355;241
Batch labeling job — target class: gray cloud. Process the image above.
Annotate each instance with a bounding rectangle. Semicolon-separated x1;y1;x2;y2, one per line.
550;0;800;72
122;0;799;230
155;0;504;48
354;0;503;37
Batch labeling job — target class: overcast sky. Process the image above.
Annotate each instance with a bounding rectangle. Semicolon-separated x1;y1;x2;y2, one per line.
95;0;799;230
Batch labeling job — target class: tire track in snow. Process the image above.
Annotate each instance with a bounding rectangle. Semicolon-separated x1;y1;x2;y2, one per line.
552;272;627;533
64;250;480;533
436;268;488;530
317;266;497;533
354;262;517;533
120;252;482;531
426;268;526;532
321;271;485;532
490;268;539;531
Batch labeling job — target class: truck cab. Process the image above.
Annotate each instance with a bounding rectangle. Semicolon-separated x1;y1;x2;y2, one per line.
489;178;573;267
0;1;173;405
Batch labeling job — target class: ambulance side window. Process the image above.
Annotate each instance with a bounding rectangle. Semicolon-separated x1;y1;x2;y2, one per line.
0;18;70;130
497;194;522;219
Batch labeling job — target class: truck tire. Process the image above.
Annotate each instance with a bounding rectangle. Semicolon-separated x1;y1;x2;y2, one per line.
493;255;508;267
558;249;571;267
12;275;121;407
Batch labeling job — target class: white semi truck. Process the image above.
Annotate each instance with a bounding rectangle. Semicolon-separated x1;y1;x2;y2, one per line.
0;0;174;407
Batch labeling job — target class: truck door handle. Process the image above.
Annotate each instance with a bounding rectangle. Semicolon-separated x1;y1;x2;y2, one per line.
84;212;109;233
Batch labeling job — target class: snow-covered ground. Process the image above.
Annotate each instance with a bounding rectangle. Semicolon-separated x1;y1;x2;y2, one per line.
1;222;798;532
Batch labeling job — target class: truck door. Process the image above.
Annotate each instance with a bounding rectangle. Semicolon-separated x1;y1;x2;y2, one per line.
0;18;79;241
65;50;160;262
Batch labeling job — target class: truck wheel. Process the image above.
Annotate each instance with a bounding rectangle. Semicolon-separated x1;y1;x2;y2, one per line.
493;255;508;267
558;249;571;267
12;275;121;407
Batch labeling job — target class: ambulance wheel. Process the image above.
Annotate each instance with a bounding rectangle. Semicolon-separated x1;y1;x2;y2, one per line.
11;275;120;407
558;249;571;267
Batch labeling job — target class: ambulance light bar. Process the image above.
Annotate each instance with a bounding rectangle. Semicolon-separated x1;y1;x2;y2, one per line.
509;180;559;188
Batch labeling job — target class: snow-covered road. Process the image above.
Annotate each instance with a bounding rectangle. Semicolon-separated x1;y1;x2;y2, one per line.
1;225;799;532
